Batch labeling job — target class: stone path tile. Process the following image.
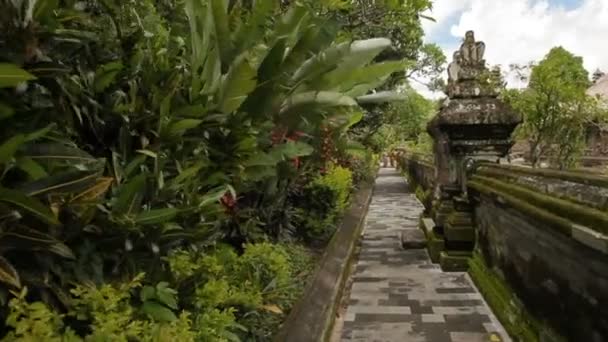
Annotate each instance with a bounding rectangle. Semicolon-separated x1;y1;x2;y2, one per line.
333;168;510;342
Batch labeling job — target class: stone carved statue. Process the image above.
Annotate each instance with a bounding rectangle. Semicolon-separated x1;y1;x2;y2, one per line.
459;31;485;65
447;51;462;82
447;30;487;84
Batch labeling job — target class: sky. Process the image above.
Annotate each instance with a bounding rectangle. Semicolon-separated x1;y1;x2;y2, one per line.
414;0;608;98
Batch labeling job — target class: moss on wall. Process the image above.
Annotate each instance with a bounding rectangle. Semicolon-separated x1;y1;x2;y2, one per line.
469;175;608;236
468;253;546;342
479;163;608;188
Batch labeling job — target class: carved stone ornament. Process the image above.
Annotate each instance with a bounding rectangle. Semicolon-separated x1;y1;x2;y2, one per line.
447;31;486;84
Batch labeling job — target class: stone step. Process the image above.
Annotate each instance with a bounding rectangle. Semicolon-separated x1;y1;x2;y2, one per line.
444;223;476;242
426;229;446;263
400;229;427;249
440;251;472;272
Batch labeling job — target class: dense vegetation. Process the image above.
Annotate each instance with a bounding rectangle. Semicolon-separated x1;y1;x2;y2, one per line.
0;0;435;340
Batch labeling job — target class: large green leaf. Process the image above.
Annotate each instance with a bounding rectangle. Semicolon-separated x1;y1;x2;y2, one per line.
0;64;36;88
290;38;391;86
320;61;407;93
272;141;314;159
0;256;20;288
0;187;59;226
134;208;178;226
166;119;203;138
244;153;280;167
19;170;101;196
232;0;277;56
113;174;146;216
339;38;392;70
279;91;357;115
0;227;75;259
155;282;178;309
22;143;98;165
142;301;177;322
167;162;205;190
16;157;48;180
356;91;407;104
0;127;58;164
219;53;258;114
0;135;26;165
210;0;234;66
93;61;123;93
290;42;349;85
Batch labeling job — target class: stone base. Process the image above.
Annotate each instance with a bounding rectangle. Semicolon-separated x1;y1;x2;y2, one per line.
439;251;472;272
419;217;435;235
427;230;446;263
401;229;427;249
444;223;476;242
419;216;445;262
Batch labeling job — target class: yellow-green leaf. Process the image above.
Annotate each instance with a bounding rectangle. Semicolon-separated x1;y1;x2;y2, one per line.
0;256;20;288
262;304;283;314
0;64;36;88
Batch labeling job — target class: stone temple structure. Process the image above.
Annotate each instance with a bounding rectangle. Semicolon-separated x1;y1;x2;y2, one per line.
426;31;522;270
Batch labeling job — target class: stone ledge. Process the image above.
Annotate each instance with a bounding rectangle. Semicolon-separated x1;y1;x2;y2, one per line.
469;175;608;236
274;178;375;342
440;251;471;272
479;163;608;188
401;229;427;249
469;179;608;255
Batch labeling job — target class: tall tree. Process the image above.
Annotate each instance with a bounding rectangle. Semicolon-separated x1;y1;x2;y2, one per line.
503;47;594;169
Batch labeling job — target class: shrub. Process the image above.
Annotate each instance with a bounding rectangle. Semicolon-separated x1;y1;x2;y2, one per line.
0;0;406;339
294;165;353;242
4;276;198;342
346;150;378;186
3;241;313;342
164;243;313;341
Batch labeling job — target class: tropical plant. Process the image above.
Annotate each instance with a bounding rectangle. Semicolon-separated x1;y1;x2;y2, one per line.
503;47;601;169
0;0;426;338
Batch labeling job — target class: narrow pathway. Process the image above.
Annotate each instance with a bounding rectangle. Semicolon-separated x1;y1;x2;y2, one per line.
333;168;509;342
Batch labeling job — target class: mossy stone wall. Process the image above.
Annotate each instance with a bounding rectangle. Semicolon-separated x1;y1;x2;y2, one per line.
402;158;608;341
473;192;608;341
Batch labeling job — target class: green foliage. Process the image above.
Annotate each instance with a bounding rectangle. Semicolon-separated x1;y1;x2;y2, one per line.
3;241;314;342
0;0;421;338
4;276;197;342
503;47;602;169
295;165;353;242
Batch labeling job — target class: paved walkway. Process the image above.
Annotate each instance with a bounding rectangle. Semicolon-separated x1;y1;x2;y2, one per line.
333;168;509;342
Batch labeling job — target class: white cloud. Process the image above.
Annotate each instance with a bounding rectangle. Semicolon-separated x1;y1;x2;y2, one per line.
422;0;472;37
417;0;608;97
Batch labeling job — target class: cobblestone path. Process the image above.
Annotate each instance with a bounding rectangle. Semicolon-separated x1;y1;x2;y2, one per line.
333;168;509;342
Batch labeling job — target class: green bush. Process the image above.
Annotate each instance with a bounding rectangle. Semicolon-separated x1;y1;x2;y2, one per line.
346;151;379;186
4;275;198;342
3;242;314;342
295;165;353;242
0;0;415;338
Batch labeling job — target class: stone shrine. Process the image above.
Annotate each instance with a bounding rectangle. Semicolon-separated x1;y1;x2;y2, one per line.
426;31;522;271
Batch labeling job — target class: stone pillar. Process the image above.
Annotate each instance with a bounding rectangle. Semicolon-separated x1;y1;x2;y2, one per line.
426;31;521;271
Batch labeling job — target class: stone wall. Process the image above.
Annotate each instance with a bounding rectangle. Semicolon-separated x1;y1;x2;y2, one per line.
397;154;435;212
401;157;608;341
468;164;608;341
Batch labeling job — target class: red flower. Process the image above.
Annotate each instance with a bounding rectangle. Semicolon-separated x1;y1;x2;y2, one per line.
220;192;237;214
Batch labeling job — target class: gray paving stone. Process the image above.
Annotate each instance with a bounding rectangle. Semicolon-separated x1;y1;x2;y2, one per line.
333;168;510;342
